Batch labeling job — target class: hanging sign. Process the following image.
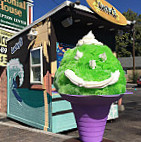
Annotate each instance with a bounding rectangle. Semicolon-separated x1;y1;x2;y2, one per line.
86;0;127;25
0;29;14;66
0;0;27;30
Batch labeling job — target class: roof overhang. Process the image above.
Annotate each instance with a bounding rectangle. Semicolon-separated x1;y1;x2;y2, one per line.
8;0;132;42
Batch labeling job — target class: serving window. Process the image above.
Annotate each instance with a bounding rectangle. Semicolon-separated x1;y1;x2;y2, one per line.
30;47;43;84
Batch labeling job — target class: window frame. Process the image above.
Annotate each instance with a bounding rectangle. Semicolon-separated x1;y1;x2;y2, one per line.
30;46;43;84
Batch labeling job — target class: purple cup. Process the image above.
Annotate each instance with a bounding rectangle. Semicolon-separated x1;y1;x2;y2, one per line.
61;92;132;142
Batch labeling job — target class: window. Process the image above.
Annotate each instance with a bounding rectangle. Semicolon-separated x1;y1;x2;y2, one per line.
30;47;43;84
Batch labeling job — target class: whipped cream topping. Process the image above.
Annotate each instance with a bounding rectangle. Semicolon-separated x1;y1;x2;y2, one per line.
65;69;120;88
76;31;103;46
74;50;83;60
89;60;96;69
99;52;107;62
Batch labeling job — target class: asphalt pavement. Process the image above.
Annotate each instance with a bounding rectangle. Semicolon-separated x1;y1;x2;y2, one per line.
0;113;112;142
0;83;140;142
104;84;141;142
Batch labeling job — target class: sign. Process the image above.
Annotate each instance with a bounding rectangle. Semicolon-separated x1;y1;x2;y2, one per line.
86;0;127;25
11;37;23;54
0;0;27;29
0;29;13;66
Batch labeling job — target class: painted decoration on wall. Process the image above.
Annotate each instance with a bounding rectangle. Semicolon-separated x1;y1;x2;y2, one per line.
56;42;74;68
8;58;24;102
86;0;127;25
7;57;45;130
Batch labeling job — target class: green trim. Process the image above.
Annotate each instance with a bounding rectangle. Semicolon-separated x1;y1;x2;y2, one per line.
47;93;52;131
52;112;76;133
7;65;10;115
52;94;61;99
52;100;72;114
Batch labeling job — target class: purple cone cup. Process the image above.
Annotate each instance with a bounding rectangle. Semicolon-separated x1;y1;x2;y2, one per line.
61;92;131;142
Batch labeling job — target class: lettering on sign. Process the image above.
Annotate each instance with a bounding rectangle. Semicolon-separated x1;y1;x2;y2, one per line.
0;29;13;56
0;0;26;17
11;37;23;54
93;0;119;20
0;47;7;54
0;53;7;66
0;29;13;66
0;35;8;47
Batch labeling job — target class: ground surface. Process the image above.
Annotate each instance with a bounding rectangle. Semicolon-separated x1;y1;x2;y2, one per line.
0;84;140;142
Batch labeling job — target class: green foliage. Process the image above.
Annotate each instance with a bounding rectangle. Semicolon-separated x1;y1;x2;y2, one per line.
123;9;138;21
54;44;126;95
128;71;140;83
116;9;141;57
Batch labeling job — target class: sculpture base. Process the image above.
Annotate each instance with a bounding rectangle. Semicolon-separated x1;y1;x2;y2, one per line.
71;103;110;142
61;93;129;142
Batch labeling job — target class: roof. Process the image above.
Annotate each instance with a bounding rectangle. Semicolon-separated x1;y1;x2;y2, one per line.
8;1;92;41
118;57;141;69
8;1;132;42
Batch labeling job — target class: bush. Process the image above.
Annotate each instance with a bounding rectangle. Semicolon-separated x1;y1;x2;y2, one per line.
129;71;140;83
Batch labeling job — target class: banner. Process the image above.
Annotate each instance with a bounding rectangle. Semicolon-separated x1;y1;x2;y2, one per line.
0;0;27;30
0;29;13;66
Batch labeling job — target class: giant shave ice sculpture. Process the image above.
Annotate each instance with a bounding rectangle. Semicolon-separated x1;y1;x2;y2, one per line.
54;31;126;95
54;31;126;142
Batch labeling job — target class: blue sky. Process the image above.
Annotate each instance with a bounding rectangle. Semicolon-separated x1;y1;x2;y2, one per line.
33;0;141;21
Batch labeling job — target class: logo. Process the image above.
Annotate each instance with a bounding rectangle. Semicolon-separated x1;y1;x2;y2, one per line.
11;37;23;54
93;0;119;21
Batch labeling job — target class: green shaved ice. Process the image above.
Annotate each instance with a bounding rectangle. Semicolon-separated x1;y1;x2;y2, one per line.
54;44;126;95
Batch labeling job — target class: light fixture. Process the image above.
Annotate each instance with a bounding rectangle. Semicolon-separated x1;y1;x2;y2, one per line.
74;19;81;23
132;20;136;24
87;22;93;26
69;0;80;7
27;28;38;40
75;0;80;5
109;28;115;31
98;25;104;29
61;17;73;27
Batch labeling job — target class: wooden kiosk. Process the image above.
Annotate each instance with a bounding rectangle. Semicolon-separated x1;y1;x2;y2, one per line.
7;1;130;133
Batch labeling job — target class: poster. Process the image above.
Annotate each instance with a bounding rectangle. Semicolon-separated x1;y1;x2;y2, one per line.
0;29;13;66
56;42;74;68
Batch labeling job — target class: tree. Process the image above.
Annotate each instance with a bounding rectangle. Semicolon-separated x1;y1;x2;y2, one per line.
116;9;141;57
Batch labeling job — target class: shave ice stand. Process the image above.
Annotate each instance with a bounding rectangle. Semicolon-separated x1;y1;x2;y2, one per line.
7;0;131;139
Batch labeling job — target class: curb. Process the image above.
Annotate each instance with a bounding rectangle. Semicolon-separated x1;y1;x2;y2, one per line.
0;121;112;141
126;83;136;86
0;120;73;140
0;114;114;141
